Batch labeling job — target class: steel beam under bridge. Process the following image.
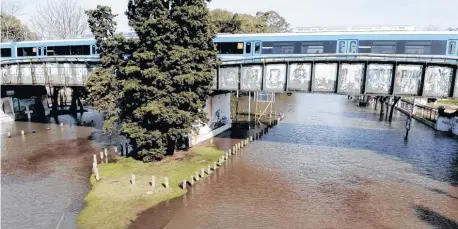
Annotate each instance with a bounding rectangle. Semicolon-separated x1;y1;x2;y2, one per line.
215;54;458;98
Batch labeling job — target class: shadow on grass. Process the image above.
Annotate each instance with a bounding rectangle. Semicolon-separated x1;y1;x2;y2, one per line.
415;205;458;229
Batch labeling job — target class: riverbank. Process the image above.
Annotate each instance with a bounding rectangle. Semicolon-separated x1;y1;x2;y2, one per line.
77;145;224;229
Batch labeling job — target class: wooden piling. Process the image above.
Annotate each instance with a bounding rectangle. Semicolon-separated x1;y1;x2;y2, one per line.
201;168;205;178
207;165;211;174
7;132;11;138
94;167;100;181
100;151;104;163
21;130;25;135
195;172;200;181
60;122;63;127
190;176;194;185
164;177;169;188
104;150;108;163
93;154;97;164
213;161;217;170
182;180;187;190
151;176;156;188
131;174;135;184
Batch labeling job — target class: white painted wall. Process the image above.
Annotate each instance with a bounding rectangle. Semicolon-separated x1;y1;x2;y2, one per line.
189;93;232;146
0;97;15;123
436;115;458;137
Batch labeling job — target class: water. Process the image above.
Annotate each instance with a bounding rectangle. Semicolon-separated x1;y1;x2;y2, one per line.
2;94;457;229
130;94;458;229
1;110;123;229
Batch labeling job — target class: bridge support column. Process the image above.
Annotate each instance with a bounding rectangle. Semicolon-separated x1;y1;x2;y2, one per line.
388;96;401;122
52;87;59;113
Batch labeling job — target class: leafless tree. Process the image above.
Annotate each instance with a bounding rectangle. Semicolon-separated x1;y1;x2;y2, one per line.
1;0;23;16
424;24;441;31
31;0;88;39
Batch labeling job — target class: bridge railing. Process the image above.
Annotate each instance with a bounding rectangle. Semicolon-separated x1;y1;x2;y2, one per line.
0;55;100;65
220;53;458;65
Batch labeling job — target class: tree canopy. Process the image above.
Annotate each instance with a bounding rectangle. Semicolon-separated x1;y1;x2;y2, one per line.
86;0;216;161
0;0;37;41
210;9;289;33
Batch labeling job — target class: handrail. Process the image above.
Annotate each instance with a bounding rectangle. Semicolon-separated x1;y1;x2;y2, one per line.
0;55;100;65
220;53;458;64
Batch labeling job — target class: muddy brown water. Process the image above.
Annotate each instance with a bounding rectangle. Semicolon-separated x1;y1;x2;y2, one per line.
129;94;458;229
2;94;458;229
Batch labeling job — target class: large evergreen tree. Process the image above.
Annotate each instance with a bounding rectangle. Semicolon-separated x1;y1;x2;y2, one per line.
120;0;217;161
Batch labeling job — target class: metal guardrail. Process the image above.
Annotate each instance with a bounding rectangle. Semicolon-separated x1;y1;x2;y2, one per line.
220;53;458;65
0;56;100;65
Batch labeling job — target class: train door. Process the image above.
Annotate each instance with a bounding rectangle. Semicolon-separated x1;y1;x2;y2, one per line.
337;40;358;53
245;41;262;56
446;40;458;56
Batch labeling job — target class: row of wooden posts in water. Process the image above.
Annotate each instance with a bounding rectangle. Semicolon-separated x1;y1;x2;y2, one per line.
6;122;71;138
91;115;283;191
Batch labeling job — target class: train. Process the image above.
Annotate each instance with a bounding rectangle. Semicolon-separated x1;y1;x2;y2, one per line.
1;31;457;60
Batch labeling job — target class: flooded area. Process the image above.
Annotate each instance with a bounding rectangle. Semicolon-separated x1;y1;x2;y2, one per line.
1;111;121;229
130;94;458;229
2;93;458;229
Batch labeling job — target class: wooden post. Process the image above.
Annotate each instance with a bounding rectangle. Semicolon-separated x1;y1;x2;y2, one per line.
7;132;11;138
164;177;169;188
21;130;25;135
114;146;118;153
213;162;217;170
195;172;200;181
201;168;205;178
151;176;155;188
207;165;211;174
131;174;135;184
104;150;108;163
94;167;100;181
182;180;187;190
93;154;97;164
228;149;232;155
190;176;194;185
100;151;104;163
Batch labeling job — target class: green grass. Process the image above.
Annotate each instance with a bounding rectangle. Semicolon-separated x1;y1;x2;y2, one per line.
77;146;224;229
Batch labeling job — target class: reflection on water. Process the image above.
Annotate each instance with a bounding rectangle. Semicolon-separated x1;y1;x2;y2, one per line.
130;94;458;229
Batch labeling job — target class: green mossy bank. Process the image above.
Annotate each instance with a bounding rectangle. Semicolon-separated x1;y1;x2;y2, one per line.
77;146;224;229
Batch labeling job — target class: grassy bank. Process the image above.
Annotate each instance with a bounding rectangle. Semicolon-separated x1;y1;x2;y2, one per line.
77;146;224;229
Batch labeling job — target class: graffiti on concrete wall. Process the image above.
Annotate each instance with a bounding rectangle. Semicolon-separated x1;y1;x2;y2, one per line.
455;71;458;98
366;64;393;94
423;66;453;97
394;65;422;95
337;63;364;94
219;66;239;90
313;63;337;92
287;63;311;91
264;64;286;91
241;65;262;91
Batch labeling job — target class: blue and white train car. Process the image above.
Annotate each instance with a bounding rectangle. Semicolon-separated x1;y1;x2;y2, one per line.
1;31;458;61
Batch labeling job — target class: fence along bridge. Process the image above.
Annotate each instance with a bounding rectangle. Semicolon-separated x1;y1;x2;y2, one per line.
215;54;458;98
1;54;458;98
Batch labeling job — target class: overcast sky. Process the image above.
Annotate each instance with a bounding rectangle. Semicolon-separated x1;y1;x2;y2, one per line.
17;0;458;32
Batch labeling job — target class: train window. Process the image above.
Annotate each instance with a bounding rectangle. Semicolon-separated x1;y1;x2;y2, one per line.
92;45;96;55
217;42;244;54
17;47;36;57
448;41;456;55
71;45;91;55
38;47;42;56
254;42;261;54
47;46;70;55
301;42;324;54
405;41;431;54
272;42;294;54
371;41;397;54
245;42;251;54
1;48;11;57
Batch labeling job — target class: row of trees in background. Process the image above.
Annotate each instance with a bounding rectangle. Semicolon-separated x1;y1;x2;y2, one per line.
1;0;290;42
1;0;88;42
210;9;290;33
86;0;217;161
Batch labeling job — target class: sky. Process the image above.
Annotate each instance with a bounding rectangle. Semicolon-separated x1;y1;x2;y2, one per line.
15;0;458;32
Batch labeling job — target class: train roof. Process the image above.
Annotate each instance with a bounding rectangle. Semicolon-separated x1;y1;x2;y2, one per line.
1;31;458;47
